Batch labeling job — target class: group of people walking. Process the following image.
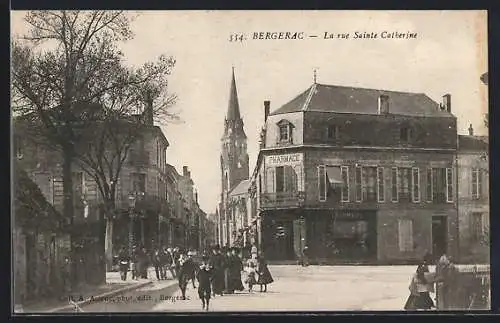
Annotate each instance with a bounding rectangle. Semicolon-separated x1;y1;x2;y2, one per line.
180;244;274;311
117;245;186;281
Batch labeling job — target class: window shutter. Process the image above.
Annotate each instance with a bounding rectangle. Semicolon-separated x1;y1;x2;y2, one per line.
266;168;275;193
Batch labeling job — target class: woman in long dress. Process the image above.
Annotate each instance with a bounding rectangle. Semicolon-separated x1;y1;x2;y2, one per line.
404;264;435;310
256;253;274;292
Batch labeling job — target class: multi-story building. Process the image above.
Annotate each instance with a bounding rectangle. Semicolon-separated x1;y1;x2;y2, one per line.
218;69;250;247
250;82;459;264
457;125;489;263
13;106;172;258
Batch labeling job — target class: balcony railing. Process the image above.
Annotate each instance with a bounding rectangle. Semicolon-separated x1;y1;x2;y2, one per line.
260;191;305;209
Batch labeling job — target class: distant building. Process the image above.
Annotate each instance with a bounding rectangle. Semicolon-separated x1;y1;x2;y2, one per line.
250;82;459;264
457;125;489;263
218;69;250;247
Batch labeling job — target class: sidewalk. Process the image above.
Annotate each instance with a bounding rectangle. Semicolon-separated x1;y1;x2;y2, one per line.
18;268;157;313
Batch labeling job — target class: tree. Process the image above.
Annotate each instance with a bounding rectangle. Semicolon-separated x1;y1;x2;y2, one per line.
11;11;178;275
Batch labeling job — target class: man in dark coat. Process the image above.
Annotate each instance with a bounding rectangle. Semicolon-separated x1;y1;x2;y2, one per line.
223;248;233;294
209;245;225;296
118;247;130;281
152;247;163;280
197;255;214;311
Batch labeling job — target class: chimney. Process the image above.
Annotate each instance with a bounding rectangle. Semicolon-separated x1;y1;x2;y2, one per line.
264;100;270;122
183;166;188;177
443;94;451;113
144;95;154;126
377;94;389;114
468;123;474;136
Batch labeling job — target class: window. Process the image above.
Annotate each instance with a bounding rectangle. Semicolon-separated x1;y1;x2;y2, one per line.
341;166;349;202
276;166;285;193
470;212;483;242
472;168;482;200
327;125;339;140
391;167;398;202
377;167;385;202
426;168;433;202
318;165;326;202
355;166;363;202
446;168;453;203
279;124;289;141
399;168;412;202
400;127;410;143
72;172;84;202
398;219;414;252
432;168;447;203
131;173;146;193
412;168;420;202
364;167;377;202
266;168;275;193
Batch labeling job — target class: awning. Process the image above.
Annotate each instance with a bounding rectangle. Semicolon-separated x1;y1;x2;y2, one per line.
326;166;344;185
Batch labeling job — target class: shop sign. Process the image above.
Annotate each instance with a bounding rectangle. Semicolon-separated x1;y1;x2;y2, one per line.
265;153;303;166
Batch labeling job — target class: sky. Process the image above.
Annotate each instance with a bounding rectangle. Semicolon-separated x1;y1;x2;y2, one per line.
11;10;488;214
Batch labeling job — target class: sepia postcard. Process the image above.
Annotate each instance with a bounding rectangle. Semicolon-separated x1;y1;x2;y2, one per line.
10;10;489;314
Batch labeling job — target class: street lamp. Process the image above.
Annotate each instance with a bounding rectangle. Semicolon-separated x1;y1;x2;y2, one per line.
128;193;138;256
299;215;305;256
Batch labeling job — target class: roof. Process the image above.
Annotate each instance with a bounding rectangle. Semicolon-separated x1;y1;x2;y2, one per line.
166;164;181;178
226;68;241;121
229;179;251;197
270;83;453;118
458;135;488;151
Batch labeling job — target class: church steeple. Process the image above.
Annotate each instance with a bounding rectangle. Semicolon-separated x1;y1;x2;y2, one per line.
224;68;246;139
227;67;241;121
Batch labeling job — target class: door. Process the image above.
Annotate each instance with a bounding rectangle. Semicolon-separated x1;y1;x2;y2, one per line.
432;216;447;259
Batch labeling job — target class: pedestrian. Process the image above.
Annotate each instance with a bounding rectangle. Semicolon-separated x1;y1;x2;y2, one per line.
404;264;435;310
139;247;150;279
152;247;162;280
251;244;258;259
229;247;245;292
159;246;169;280
209;245;225;296
173;247;181;278
131;246;139;280
223;248;233;294
244;261;257;292
177;253;190;300
257;252;274;292
302;246;310;267
186;251;197;288
118;247;130;281
197;255;214;311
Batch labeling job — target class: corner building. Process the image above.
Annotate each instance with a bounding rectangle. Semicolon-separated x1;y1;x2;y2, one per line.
253;83;459;264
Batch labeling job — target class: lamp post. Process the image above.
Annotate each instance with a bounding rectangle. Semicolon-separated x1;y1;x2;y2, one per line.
299;215;305;256
128;193;138;257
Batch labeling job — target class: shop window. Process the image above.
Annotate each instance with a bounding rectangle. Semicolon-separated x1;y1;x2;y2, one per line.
398;219;414;252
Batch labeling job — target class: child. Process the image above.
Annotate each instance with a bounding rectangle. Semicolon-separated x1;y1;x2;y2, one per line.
244;261;257;292
197;256;213;311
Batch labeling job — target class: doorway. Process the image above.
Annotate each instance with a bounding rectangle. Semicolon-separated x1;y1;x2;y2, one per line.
432;216;448;259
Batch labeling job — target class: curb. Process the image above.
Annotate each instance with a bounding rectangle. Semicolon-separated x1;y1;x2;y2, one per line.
48;281;154;313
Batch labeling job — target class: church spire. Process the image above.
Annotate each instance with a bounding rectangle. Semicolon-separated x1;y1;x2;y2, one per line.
226;67;241;121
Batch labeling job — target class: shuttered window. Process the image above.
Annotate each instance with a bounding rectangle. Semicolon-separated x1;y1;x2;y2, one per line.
391;167;398;202
341;166;349;202
377;167;384;202
318;165;326;202
412;168;420;203
398;219;414;252
446;168;453;203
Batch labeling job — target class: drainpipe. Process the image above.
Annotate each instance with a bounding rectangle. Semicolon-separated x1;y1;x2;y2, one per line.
455;131;460;262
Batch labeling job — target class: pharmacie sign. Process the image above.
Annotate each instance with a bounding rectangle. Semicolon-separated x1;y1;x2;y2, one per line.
266;153;303;166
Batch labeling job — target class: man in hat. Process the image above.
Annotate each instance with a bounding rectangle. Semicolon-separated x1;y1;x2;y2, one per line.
197;254;214;311
186;250;197;288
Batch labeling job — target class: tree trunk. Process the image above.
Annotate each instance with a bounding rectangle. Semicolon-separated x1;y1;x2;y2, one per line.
105;216;114;272
62;147;75;288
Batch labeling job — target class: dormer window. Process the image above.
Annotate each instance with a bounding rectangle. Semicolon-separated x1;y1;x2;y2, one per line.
327;125;339;140
400;127;411;143
277;119;294;144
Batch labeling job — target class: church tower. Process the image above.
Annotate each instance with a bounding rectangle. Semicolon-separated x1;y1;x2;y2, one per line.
219;68;249;246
